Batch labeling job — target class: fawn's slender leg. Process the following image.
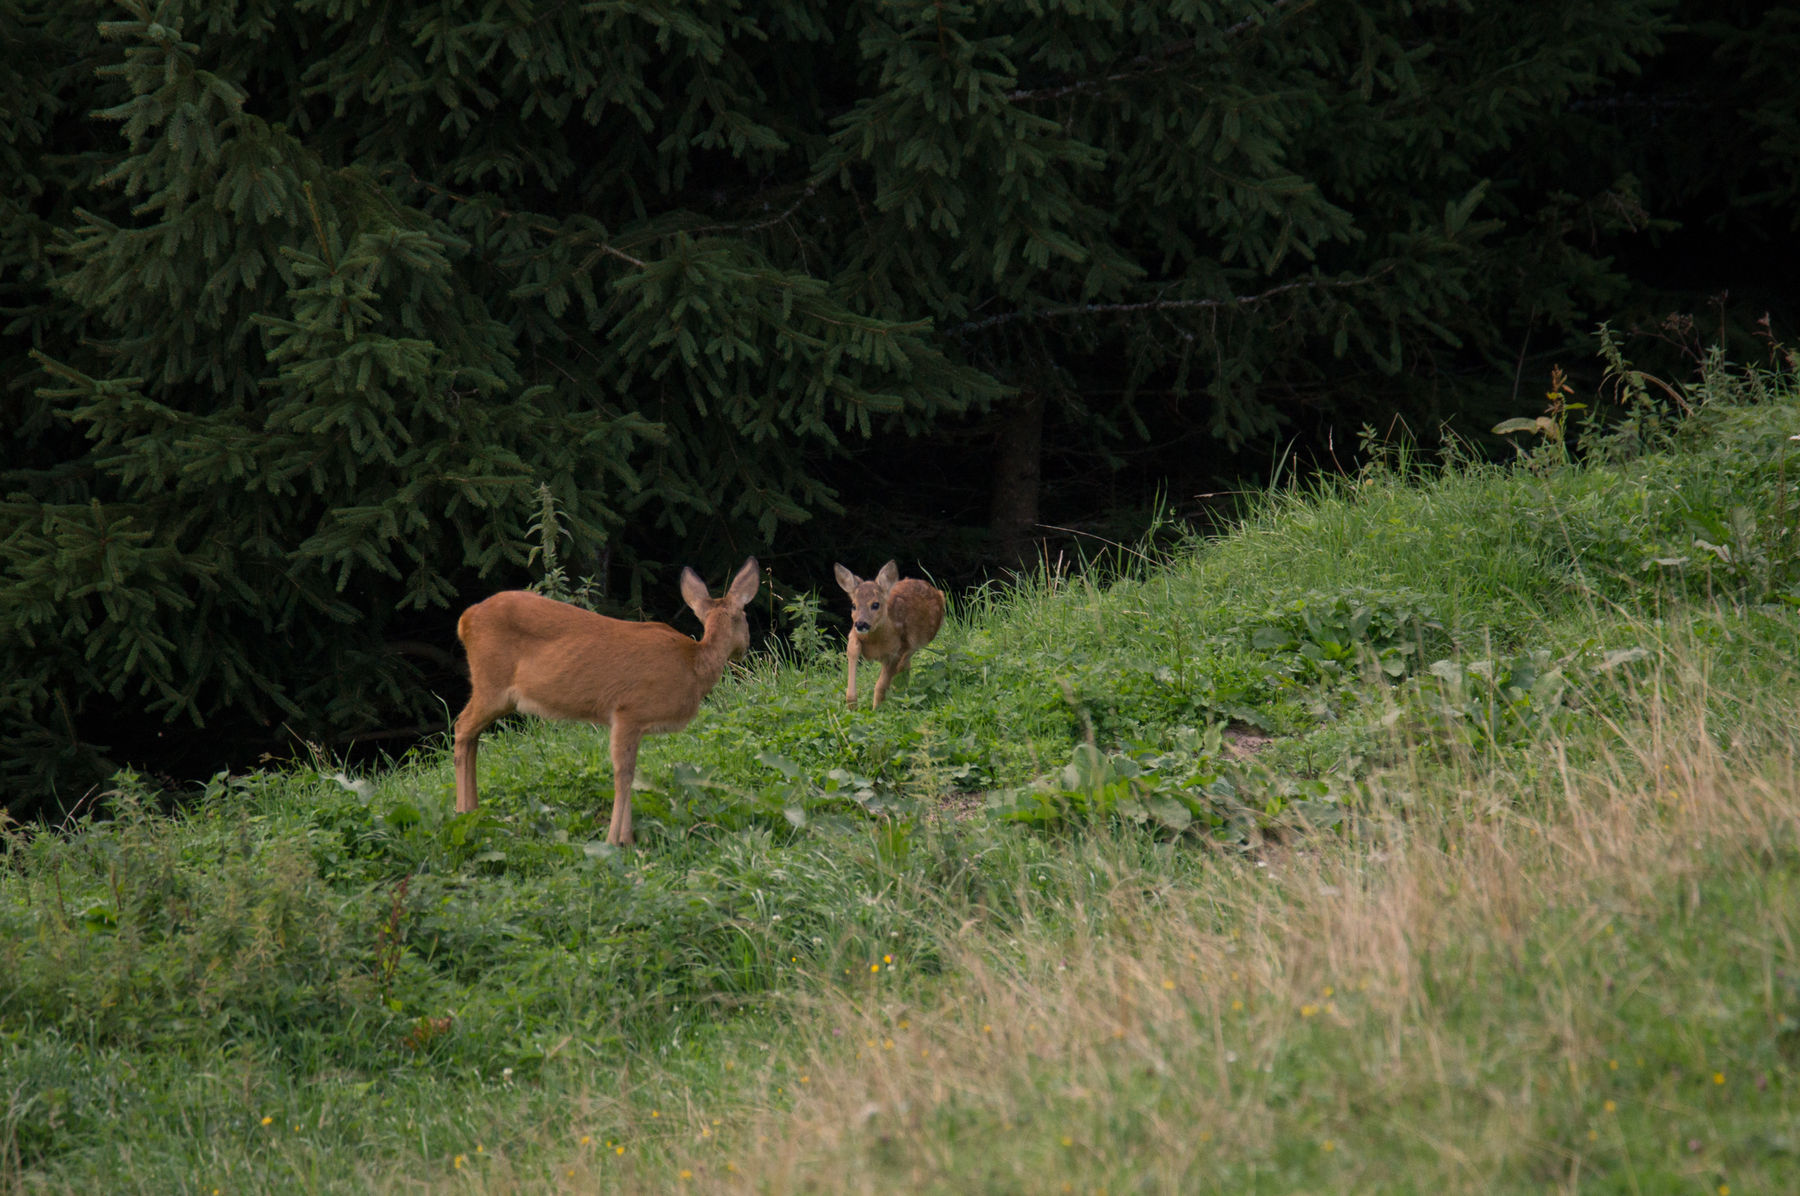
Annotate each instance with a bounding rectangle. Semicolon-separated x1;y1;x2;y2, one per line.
874;649;919;709
607;721;642;846
845;632;862;706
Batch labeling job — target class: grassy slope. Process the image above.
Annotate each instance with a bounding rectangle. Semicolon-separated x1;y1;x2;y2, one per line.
4;367;1800;1193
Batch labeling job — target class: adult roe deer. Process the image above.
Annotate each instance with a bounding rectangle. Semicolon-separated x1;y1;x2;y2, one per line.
832;560;945;708
453;558;760;846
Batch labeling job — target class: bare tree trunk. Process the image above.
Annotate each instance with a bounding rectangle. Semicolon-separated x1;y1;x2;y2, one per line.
988;389;1045;570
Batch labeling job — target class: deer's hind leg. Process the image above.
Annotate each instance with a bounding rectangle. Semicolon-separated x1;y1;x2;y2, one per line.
453;692;514;814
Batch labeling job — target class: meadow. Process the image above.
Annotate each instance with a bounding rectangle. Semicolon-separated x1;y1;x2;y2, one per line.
4;350;1799;1193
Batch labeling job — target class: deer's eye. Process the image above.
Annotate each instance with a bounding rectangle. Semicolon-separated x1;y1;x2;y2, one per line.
871;602;880;610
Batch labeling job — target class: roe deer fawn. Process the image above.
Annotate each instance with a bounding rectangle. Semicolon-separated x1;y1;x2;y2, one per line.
832;560;945;708
453;558;760;845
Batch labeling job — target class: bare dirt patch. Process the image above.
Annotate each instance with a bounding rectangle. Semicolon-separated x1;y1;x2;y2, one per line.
1224;722;1276;760
932;790;988;824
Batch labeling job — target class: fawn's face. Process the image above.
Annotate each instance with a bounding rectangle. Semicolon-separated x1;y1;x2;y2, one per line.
835;561;899;636
846;579;892;635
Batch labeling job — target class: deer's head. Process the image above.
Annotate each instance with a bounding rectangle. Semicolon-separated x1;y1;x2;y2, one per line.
834;560;899;635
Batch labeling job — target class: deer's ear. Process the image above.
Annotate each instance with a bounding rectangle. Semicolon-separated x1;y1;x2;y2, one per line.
680;567;711;619
727;558;761;607
875;560;900;589
834;564;860;596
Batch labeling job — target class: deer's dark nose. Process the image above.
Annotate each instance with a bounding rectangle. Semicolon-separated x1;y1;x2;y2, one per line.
854;620;870;633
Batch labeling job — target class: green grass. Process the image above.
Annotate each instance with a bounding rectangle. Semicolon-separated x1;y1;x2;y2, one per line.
4;357;1800;1193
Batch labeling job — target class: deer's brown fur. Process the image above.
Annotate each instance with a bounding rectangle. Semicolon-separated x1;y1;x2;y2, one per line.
833;560;945;708
453;559;759;845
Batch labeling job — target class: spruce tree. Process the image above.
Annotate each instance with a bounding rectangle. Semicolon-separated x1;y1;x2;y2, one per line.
9;0;1759;812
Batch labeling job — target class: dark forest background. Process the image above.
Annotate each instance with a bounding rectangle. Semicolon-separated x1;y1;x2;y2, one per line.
4;0;1797;818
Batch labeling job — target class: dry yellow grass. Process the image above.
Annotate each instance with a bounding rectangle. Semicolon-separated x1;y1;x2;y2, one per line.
698;681;1800;1194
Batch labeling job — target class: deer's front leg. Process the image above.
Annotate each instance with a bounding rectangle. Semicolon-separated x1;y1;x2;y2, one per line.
608;722;642;846
845;631;862;707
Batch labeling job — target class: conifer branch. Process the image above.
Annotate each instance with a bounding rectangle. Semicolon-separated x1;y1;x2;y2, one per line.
947;265;1395;336
410;166;813;264
1008;0;1308;104
683;184;820;238
404;172;647;268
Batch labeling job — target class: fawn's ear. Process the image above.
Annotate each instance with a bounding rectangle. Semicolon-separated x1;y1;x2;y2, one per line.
727;558;760;607
875;560;900;590
833;563;860;596
680;566;711;620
